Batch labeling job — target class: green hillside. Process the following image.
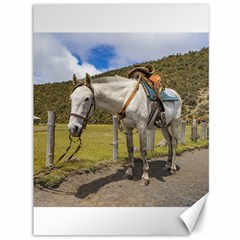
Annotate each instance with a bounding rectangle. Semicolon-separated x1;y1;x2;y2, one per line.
34;47;209;123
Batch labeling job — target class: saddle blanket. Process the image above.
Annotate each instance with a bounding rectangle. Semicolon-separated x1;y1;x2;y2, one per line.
160;88;179;102
141;80;178;102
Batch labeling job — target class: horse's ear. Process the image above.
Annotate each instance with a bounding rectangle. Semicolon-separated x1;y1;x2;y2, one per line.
72;74;79;85
85;73;92;87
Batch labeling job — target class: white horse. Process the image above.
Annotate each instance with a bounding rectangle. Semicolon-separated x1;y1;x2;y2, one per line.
68;73;182;185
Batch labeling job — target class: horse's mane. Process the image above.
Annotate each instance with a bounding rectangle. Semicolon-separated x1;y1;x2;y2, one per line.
91;75;135;84
73;76;136;92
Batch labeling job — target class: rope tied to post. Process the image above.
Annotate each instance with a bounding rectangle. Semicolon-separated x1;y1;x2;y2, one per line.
34;134;82;181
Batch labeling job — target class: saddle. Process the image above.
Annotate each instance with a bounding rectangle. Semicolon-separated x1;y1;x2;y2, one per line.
127;65;166;128
127;65;164;98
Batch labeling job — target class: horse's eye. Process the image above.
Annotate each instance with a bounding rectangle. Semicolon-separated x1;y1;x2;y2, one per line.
84;97;90;102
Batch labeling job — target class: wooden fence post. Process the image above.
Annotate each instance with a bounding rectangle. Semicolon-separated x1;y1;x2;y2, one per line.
147;130;155;151
190;119;199;142
179;121;186;144
113;115;118;160
207;124;209;139
201;122;207;140
46;111;56;167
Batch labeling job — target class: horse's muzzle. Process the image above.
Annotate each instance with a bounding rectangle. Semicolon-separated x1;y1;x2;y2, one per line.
68;124;83;137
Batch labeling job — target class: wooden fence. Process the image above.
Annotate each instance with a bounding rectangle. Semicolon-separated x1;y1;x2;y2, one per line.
46;111;56;167
44;111;208;166
112;119;208;160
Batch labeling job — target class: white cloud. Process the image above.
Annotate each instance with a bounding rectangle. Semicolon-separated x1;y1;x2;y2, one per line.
56;32;208;68
109;33;208;67
34;33;208;84
33;34;101;84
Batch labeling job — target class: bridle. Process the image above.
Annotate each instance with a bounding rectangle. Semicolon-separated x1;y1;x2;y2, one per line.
69;83;96;129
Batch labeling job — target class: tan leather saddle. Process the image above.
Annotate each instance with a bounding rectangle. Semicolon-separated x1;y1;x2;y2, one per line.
127;65;164;97
127;65;166;127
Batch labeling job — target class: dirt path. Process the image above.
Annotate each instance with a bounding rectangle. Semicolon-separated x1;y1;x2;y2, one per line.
34;149;208;207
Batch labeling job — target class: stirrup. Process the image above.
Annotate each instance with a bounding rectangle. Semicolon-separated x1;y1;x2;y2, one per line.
154;112;166;128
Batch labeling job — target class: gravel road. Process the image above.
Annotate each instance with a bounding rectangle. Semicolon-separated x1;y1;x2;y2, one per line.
34;149;208;207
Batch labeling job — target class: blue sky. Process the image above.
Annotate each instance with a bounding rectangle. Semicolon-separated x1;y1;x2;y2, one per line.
88;44;116;69
34;33;208;84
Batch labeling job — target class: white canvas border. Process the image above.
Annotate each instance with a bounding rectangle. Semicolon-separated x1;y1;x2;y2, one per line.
34;207;188;235
3;0;240;239
33;4;209;32
33;3;209;236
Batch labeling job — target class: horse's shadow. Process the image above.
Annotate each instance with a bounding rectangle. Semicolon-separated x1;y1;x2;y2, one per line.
75;159;180;199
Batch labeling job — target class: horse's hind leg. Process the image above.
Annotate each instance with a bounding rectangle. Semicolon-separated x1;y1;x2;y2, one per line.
123;127;134;180
161;127;173;171
170;119;179;174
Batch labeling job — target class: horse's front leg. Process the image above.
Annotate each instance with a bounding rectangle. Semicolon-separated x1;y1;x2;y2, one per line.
138;124;150;186
123;127;134;180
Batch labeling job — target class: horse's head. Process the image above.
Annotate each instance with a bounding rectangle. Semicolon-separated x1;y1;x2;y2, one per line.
68;73;95;137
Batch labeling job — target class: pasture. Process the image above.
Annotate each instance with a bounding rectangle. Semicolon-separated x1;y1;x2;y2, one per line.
34;124;208;187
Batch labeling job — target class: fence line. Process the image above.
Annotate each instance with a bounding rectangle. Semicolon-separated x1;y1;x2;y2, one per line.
201;122;207;140
46;111;56;167
44;111;208;165
112;115;119;160
179;121;186;144
190;119;199;142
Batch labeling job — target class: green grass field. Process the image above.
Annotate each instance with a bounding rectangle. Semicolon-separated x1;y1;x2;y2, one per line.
34;124;208;187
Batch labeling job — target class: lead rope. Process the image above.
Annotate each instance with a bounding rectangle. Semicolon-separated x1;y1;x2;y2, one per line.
54;134;82;165
64;136;82;162
34;134;82;181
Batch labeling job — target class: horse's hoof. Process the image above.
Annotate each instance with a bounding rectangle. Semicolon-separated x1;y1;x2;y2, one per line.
123;173;133;180
139;179;150;186
170;169;177;174
162;166;170;172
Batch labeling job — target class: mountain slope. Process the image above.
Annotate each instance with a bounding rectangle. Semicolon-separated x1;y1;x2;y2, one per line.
34;47;209;123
